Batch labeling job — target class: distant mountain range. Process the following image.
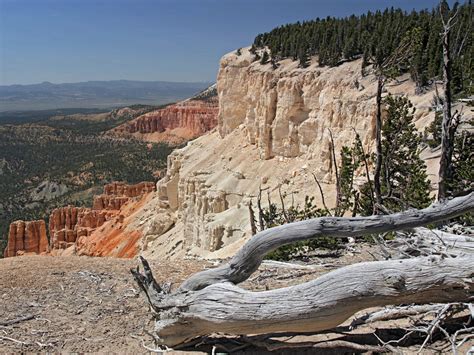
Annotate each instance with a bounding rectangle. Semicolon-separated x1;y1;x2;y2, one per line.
0;80;212;111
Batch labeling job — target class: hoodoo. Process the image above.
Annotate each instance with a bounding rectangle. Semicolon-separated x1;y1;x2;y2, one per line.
49;206;111;250
4;220;49;257
3;181;157;258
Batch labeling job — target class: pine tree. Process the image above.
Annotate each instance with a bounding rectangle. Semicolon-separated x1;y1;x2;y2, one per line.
449;122;474;196
251;2;472;97
358;95;432;214
334;145;360;216
298;46;309;68
260;50;269;64
425;111;443;148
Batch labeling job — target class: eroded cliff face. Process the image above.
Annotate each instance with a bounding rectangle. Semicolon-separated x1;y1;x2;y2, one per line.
4;220;48;257
141;48;441;261
49;206;112;250
103;181;156;197
57;182;157;257
111;99;218;145
91;182;156;210
72;182;157;258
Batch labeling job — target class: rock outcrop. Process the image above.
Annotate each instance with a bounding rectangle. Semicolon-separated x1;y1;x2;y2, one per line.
4;181;157;258
141;47;462;261
4;220;49;257
92;195;130;210
72;181;156;258
103;181;156;197
49;206;111;250
92;182;156;210
217;50;381;163
48;182;156;256
110;99;218;145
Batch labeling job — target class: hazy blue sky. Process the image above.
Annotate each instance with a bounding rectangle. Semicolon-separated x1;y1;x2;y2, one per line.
1;0;445;85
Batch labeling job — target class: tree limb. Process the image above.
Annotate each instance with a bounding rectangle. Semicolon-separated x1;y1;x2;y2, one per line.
180;193;473;291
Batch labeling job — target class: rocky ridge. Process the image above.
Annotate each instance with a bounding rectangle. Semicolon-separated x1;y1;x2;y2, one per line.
110;98;218;145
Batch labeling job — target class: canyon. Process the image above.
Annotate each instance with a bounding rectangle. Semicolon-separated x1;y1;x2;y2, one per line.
3;48;471;262
4;182;156;258
110;94;218;145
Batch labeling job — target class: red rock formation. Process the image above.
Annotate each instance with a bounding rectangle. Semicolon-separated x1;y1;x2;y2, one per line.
103;181;156;197
6;181;157;257
77;209;110;228
92;195;130;210
111;99;218;143
92;181;156;210
48;181;155;254
49;206;113;250
4;220;49;257
75;194;152;258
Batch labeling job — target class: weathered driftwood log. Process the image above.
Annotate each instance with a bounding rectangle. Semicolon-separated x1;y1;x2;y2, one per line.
132;193;474;347
134;256;473;346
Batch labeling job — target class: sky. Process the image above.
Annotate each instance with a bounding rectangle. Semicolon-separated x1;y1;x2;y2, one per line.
0;0;447;85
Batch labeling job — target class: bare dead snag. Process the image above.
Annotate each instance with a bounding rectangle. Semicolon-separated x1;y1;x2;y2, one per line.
310;172;331;215
132;193;473;347
328;128;341;212
248;200;257;236
374;75;384;212
278;185;290;223
257;186;265;231
438;2;460;201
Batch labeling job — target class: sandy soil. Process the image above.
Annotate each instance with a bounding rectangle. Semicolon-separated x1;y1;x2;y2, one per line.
1;248;472;354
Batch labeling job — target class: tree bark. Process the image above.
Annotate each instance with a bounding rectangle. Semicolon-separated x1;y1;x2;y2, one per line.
373;75;384;211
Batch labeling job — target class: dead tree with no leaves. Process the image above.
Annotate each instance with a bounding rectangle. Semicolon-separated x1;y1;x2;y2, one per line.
438;1;460;201
132;192;474;348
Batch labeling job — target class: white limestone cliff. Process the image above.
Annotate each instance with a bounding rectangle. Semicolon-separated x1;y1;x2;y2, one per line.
139;47;449;260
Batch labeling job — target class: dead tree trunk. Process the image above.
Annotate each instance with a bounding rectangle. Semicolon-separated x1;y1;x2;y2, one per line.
328;128;341;213
373;75;384;211
134;256;473;347
132;193;474;347
438;3;458;200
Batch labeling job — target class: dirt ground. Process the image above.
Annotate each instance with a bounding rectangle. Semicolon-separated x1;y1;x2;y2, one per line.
0;255;210;353
0;246;472;354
